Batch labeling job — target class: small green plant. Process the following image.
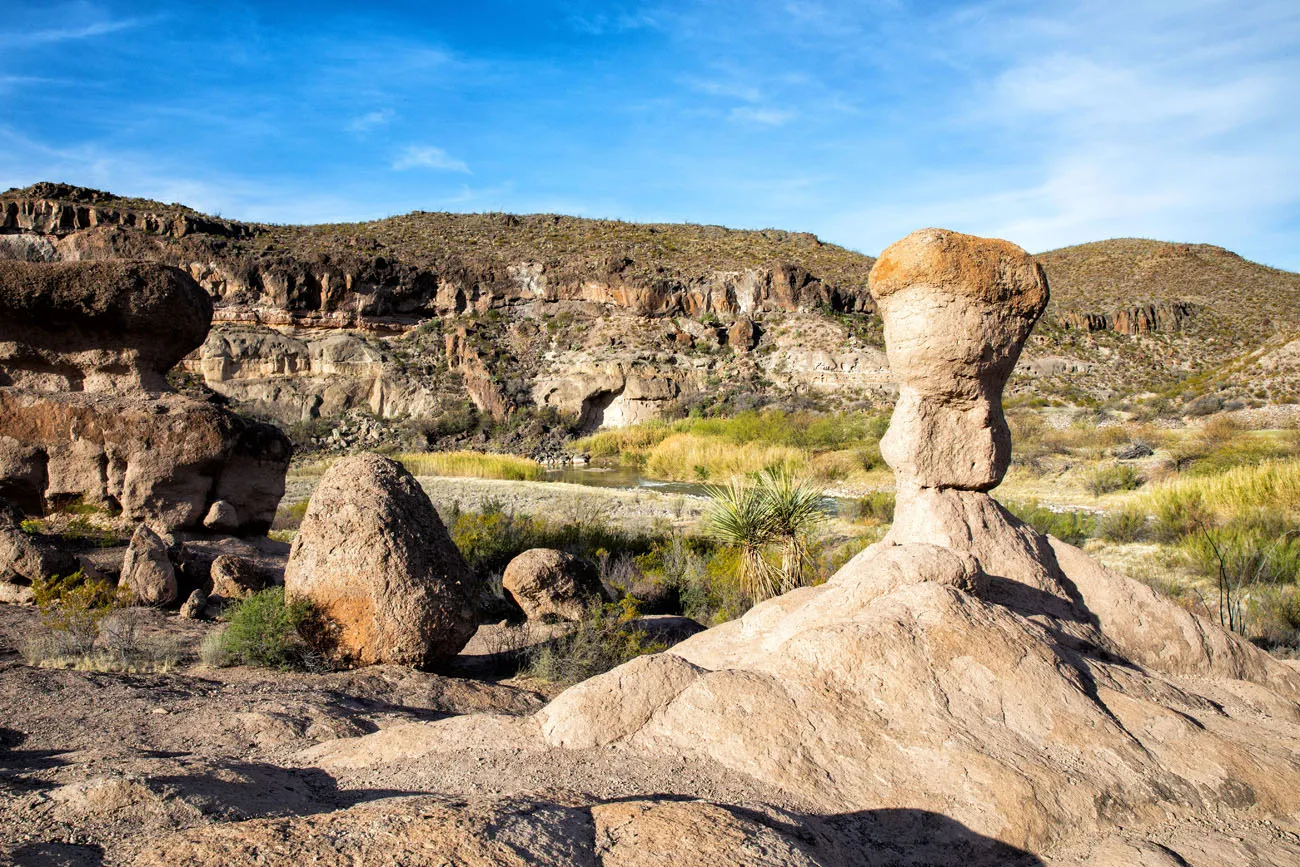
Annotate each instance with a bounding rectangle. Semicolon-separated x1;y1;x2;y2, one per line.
207;588;315;669
852;491;895;524
31;571;127;657
704;469;827;601
1098;506;1148;543
523;602;666;685
1002;500;1096;546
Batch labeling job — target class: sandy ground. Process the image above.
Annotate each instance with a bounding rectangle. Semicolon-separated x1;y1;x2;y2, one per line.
0;604;783;866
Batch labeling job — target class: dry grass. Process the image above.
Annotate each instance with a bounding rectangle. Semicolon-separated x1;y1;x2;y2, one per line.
396;451;545;481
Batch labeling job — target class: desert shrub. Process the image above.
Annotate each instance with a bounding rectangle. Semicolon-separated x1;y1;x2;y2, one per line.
704;468;827;601
523;601;666;685
1249;585;1300;649
852;491;895;524
1002;500;1096;546
1180;521;1300;634
271;499;310;531
1085;463;1142;497
209;588;316;669
1098;506;1148;543
31;571;126;657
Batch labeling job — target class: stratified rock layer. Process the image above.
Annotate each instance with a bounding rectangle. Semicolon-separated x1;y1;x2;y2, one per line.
284;454;478;668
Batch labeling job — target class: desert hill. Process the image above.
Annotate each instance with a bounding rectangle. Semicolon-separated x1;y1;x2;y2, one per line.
3;182;1298;442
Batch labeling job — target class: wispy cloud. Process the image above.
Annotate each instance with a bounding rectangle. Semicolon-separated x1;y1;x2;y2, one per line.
346;109;394;134
0;4;152;48
391;145;470;173
687;78;762;103
730;106;795;126
568;10;662;36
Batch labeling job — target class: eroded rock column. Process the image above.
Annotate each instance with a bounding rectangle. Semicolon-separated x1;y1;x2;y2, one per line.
869;228;1048;529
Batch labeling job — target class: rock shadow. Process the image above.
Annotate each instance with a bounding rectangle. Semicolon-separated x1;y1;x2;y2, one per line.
8;842;104;867
147;760;416;821
808;806;1047;866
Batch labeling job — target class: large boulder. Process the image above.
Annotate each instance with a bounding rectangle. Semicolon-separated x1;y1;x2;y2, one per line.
120;524;177;606
502;548;608;621
0;261;291;532
208;554;263;602
284;453;478;668
0;260;212;393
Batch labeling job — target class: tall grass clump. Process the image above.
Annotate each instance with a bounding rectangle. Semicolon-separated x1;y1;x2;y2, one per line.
397;451;545;481
644;434;807;483
1085;463;1142;497
573;409;891;484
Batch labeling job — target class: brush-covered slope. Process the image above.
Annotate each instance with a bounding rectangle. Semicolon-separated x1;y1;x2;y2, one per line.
3;182;1298;433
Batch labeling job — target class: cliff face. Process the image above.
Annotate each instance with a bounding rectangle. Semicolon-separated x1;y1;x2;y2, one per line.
1056;301;1194;335
3;184;1297;432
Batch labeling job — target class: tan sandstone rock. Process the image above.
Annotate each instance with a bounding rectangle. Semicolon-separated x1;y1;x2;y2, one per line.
120;524;177;606
284;453;478;668
871;228;1048;492
208;554;263;602
502;547;608;621
151;230;1300;866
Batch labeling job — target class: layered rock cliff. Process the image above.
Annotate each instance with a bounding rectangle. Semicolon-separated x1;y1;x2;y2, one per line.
3;183;1298;432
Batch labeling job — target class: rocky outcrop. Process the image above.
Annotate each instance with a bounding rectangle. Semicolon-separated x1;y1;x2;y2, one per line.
0;261;212;393
0;506;77;603
284;454;478;668
1058;301;1193;334
0;260;291;532
120;524;177;606
502;548;608;621
298;229;1300;865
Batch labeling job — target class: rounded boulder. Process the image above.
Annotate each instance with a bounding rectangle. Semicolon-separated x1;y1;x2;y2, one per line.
502;548;608;621
284;453;477;669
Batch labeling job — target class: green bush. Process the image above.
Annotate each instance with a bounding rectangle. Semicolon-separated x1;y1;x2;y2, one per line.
852;491;895;524
1086;463;1142;497
209;588;315;669
31;570;126;657
1003;500;1096;546
1098;506;1148;543
523;601;666;685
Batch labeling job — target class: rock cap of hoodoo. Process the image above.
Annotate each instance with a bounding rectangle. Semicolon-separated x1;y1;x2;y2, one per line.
869;228;1049;492
868;227;1048;316
284;453;478;669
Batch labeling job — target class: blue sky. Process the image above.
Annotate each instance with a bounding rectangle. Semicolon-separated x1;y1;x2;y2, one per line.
2;1;1298;269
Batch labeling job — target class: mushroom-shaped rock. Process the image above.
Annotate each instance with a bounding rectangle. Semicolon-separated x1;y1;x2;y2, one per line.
869;228;1048;492
121;524;177;606
502;548;608;621
284;453;478;668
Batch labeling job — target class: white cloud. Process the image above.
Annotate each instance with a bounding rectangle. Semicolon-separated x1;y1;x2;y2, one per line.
346;109;394;134
391;145;470;173
729;106;795;126
0;4;152;48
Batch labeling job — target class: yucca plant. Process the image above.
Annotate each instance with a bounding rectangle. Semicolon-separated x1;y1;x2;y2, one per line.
704;476;781;602
705;467;827;602
759;466;828;594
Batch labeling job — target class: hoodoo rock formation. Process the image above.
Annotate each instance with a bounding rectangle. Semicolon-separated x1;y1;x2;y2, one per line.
254;229;1300;865
0;260;291;532
284;453;479;669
